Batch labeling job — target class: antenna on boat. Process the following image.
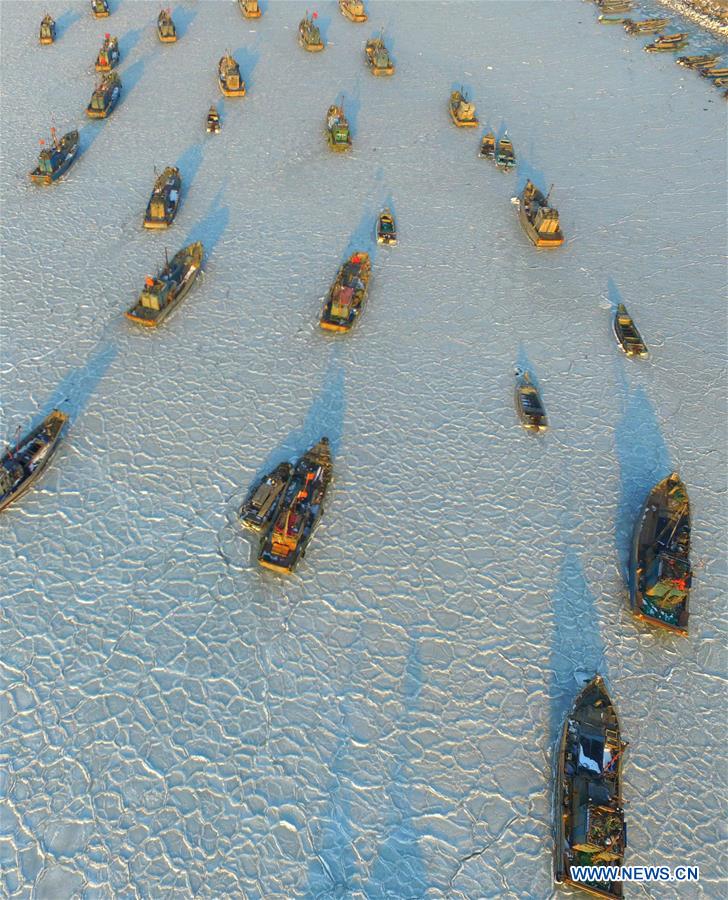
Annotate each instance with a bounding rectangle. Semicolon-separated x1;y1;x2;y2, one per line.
164;246;169;267
545;183;554;204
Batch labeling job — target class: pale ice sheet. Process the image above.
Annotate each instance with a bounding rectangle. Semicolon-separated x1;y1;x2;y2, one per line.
0;1;726;898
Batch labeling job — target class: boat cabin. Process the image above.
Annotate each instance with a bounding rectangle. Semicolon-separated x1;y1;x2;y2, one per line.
534;205;560;235
140;278;170;312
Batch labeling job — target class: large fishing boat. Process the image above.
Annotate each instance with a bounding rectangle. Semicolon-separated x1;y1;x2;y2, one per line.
449;90;478;127
95;34;120;72
320;252;371;332
239;0;262;19
365;33;395;75
326;101;352;151
554;676;627;899
629;473;691;635
91;0;110;18
613;303;648;358
699;65;728;78
240;463;293;534
29;128;79;185
218;52;246;97
258;438;333;573
676;53;719;68
623;18;669;34
39;14;56;44
644;33;688;52
299;13;324;52
515;369;548;433
517;181;564;248
339;0;367;23
157;8;177;42
86;72;121;118
143;166;182;229
125;242;204;327
0;411;68;513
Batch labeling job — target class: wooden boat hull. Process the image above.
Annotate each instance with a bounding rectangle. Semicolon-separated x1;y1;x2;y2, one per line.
158;29;177;43
629;474;690;635
598;15;626;24
676;55;719;68
554;676;625;900
240;1;262;18
624;18;668;33
613;304;648;358
218;80;246;97
700;67;728;78
645;40;688;53
518;206;564;247
0;411;68;513
449;106;478;127
340;2;367;23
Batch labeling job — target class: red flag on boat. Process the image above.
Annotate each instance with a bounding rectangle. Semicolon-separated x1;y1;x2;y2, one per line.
313;11;318;18
105;33;110;39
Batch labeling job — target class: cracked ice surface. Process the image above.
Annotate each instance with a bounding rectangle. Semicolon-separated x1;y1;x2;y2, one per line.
1;1;726;897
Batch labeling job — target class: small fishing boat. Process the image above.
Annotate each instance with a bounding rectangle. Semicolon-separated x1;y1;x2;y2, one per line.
376;209;397;245
365;33;395;76
598;0;632;11
326;102;352;151
258;438;333;574
554;676;627;899
95;34;120;71
515;369;548;433
143;166;182;229
29;128;79;185
517;181;564;248
299;12;324;52
206;105;221;133
39;14;56;44
495;134;516;171
239;0;261;19
218;52;246;97
714;76;728;86
91;0;110;19
0;411;68;513
125;242;204;327
449;90;478;127
623;18;669;34
320;252;371;332
613;303;648;358
157;8;177;42
479;131;496;159
598;14;627;24
629;473;691;635
339;0;367;23
699;66;728;79
86;71;121;118
644;33;688;52
676;54;719;69
239;463;293;533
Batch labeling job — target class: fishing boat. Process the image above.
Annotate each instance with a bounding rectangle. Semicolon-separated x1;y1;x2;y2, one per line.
0;411;68;513
554;676;627;899
629;473;691;635
644;33;688;52
320;252;371;332
597;0;632;11
376;209;397;245
325;102;352;151
676;54;719;68
598;15;628;24
339;0;367;23
699;66;728;79
157;8;177;42
95;34;120;71
258;438;333;573
125;242;204;327
479;131;496;159
39;14;56;44
239;463;293;533
218;52;246;97
86;72;121;118
613;303;648;358
91;0;110;19
143;167;182;229
714;76;728;86
449;90;478;127
517;181;564;248
365;33;395;76
299;12;324;52
515;369;548;433
206;105;221;133
496;134;516;171
239;0;261;19
29;128;79;185
623;18;669;34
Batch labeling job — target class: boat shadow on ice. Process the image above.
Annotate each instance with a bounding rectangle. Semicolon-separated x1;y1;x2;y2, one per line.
182;182;230;261
115;59;146;111
514;152;547;195
175;141;205;194
41;341;118;428
233;44;260;92
217;352;346;570
118;28;144;59
343;203;380;263
55;8;83;38
171;5;197;40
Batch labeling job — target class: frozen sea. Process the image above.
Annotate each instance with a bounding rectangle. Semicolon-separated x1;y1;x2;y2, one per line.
1;1;726;897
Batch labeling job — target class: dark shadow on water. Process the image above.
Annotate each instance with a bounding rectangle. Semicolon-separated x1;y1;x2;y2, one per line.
183;182;229;258
78;123;103;158
515;151;547;195
118;27;144;58
449;79;476;101
344;80;361;136
55;8;83;37
614;379;672;580
343;202;379;264
42;342;118;426
607;276;623;315
313;10;331;43
118;59;145;107
175;141;205;191
515;343;545;394
548;547;606;745
233;44;260;91
171;4;198;40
